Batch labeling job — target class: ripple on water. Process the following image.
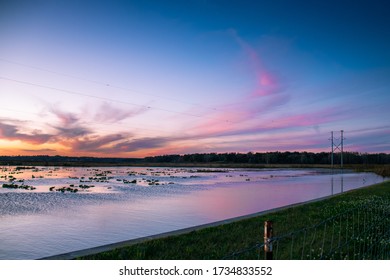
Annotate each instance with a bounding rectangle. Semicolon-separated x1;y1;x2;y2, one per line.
0;192;121;216
0;180;214;216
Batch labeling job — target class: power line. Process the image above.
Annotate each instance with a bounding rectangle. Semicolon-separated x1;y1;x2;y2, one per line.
0;58;288;126
0;58;219;112
0;76;231;123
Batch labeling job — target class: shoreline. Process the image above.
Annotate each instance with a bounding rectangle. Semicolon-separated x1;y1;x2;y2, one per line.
40;179;389;260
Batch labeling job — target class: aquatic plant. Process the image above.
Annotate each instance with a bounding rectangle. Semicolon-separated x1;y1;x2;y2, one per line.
79;184;95;189
2;183;36;190
55;186;79;193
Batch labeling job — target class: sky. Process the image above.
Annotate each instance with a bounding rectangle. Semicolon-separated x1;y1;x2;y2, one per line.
0;0;389;158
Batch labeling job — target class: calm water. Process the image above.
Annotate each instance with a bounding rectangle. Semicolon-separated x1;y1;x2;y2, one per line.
0;166;386;259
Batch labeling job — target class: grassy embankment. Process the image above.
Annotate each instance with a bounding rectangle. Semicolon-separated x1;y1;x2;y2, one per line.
79;166;390;260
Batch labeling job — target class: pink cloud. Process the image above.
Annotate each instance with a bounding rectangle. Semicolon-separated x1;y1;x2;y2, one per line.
185;104;344;148
253;70;285;97
233;108;340;137
183;30;294;144
71;134;126;151
229;29;286;98
0;122;53;145
93;102;149;123
268;113;324;128
189;105;253;138
50;108;79;126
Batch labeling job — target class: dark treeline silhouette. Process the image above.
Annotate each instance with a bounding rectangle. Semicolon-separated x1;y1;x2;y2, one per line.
0;155;141;166
0;152;389;166
143;151;390;165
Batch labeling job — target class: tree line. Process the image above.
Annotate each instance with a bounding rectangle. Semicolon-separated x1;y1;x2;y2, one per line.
0;152;389;166
0;155;141;166
143;151;390;165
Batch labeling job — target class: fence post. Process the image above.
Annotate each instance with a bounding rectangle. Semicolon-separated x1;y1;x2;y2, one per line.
264;220;273;260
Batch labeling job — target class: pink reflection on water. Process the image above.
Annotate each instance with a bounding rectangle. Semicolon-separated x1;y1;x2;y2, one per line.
141;175;341;225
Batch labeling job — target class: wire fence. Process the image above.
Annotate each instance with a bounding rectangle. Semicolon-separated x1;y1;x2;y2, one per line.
223;199;390;260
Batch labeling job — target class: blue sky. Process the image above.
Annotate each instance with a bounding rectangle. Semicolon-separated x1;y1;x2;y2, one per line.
0;0;389;157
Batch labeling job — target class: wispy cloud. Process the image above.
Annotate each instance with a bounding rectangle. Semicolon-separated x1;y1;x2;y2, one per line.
54;126;91;138
186;30;292;142
71;134;129;152
93;102;149;123
345;126;390;153
109;137;170;152
49;108;80;126
0;122;53;144
229;29;286;98
48;106;92;138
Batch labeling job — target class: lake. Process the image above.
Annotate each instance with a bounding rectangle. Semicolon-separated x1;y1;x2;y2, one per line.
0;166;386;259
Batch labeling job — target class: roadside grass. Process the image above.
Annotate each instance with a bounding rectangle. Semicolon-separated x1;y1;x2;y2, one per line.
79;179;390;260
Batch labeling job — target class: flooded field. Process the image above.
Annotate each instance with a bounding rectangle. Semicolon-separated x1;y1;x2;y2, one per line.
0;166;386;259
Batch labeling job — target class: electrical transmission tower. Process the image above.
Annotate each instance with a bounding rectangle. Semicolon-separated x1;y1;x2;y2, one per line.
329;130;345;169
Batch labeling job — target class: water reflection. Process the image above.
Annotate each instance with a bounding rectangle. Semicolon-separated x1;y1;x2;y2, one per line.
0;166;386;259
330;171;344;195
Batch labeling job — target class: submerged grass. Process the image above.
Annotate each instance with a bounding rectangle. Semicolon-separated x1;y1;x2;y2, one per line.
352;164;390;177
79;179;390;260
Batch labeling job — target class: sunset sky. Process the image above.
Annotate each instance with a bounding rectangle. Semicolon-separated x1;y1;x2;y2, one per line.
0;0;389;157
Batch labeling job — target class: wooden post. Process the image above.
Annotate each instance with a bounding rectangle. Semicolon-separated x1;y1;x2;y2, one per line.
264;220;273;260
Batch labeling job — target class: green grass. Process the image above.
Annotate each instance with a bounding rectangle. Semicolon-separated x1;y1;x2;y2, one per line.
79;180;390;260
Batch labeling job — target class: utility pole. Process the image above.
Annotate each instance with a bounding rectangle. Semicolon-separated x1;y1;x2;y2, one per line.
330;131;334;169
329;130;345;170
340;130;344;169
